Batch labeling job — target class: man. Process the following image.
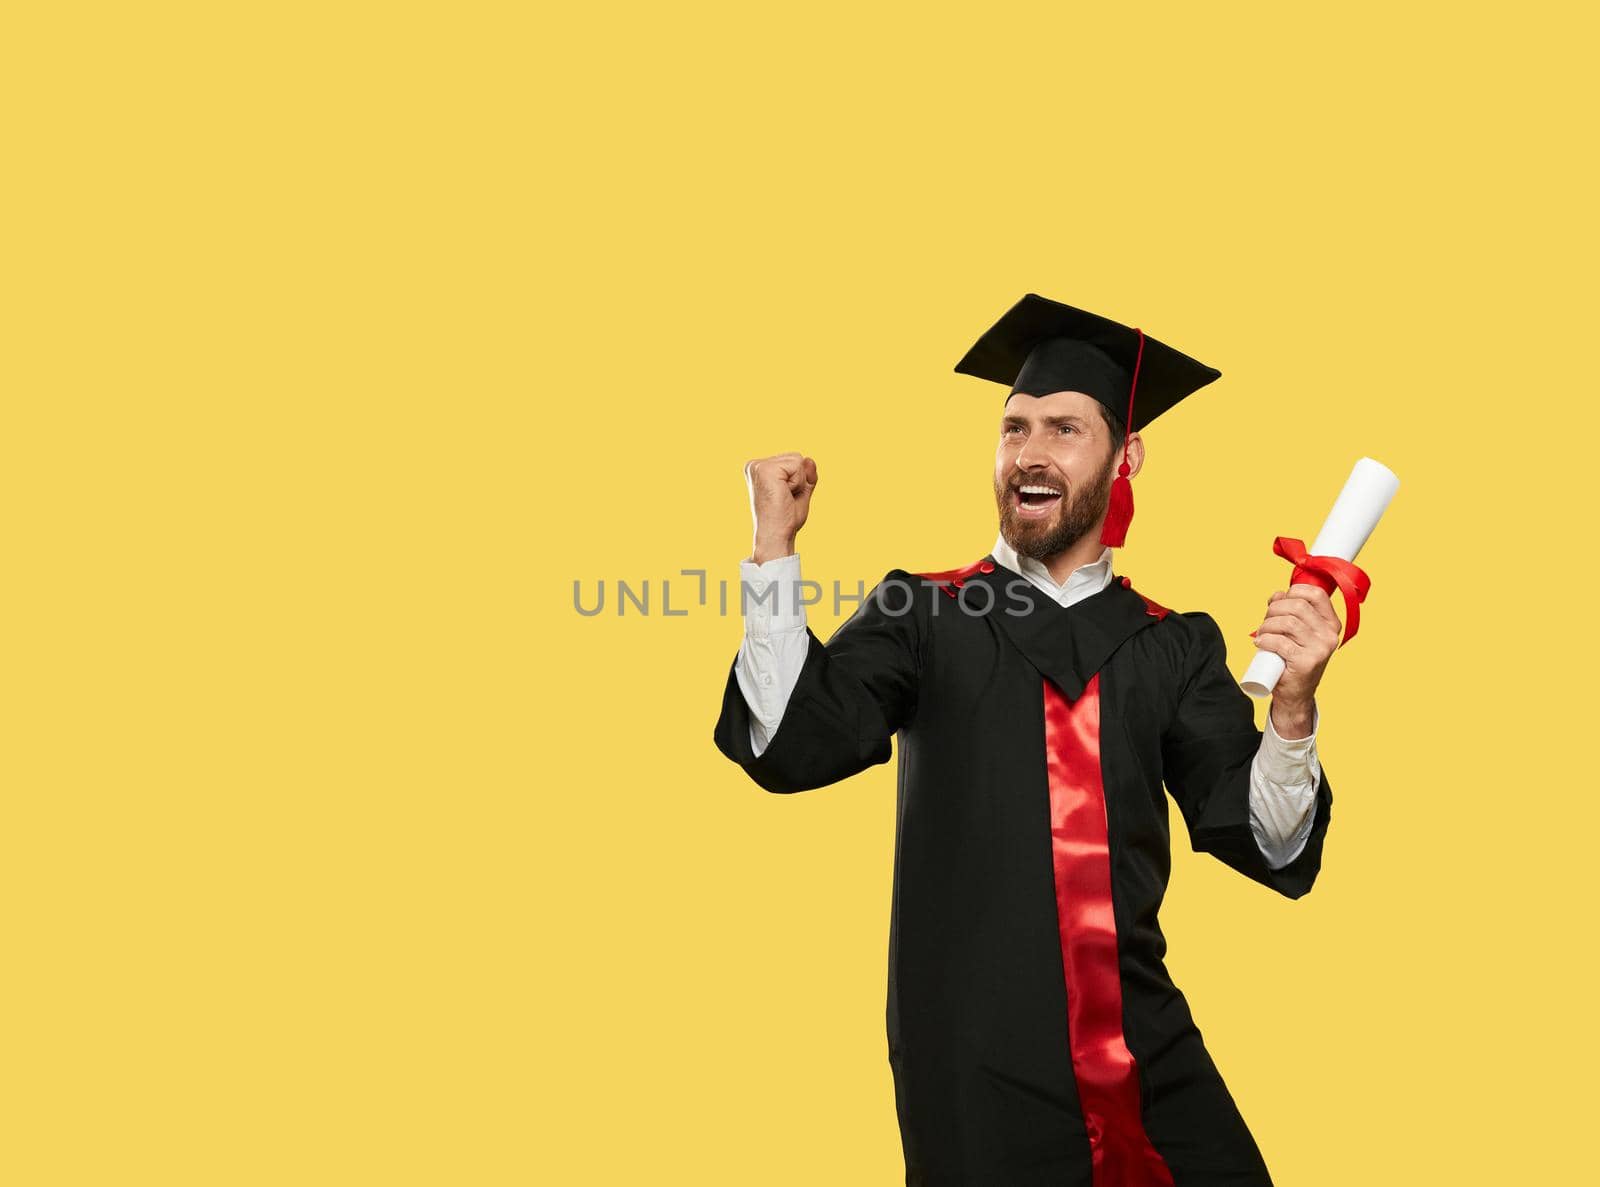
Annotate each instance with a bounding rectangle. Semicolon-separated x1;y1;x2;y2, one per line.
712;294;1343;1186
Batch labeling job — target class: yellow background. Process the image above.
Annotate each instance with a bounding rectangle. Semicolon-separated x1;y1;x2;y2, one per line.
3;3;1594;1183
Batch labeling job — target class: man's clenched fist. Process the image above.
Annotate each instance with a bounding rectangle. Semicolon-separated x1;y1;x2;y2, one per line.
744;452;818;563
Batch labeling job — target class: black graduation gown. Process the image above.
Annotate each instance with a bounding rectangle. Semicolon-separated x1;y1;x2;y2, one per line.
713;555;1334;1187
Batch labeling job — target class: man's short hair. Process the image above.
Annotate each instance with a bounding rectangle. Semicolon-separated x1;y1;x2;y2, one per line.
1095;403;1127;464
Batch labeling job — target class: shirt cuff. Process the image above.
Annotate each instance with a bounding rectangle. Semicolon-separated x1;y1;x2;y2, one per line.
738;552;808;639
1257;700;1320;785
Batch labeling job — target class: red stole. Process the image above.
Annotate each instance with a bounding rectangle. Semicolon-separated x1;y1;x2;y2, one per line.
1043;671;1174;1186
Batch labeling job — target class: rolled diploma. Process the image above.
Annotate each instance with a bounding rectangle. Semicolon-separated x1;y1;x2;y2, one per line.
1240;457;1400;699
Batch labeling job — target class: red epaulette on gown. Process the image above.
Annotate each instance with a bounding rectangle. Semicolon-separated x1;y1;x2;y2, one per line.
1117;574;1171;620
916;557;996;599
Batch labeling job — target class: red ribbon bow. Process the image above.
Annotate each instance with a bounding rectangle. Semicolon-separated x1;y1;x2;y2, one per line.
1271;536;1372;648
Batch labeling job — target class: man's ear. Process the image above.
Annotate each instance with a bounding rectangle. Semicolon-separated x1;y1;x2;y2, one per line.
1119;431;1146;480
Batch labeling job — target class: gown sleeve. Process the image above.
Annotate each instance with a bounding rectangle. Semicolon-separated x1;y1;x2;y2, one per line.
713;568;925;794
1160;610;1334;898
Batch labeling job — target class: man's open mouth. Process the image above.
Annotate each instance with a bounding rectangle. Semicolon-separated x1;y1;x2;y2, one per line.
1013;484;1063;516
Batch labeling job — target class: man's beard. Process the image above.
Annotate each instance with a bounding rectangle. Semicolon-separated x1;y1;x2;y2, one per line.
994;449;1119;561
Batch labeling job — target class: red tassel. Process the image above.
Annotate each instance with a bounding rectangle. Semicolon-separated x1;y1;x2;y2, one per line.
1100;327;1143;549
1099;461;1134;547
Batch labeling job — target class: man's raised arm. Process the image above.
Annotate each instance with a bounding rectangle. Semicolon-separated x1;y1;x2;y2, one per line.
714;453;924;793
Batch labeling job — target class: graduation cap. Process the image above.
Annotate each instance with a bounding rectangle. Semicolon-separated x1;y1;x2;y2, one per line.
953;293;1222;548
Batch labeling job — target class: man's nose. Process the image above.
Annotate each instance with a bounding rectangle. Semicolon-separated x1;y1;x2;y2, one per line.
1014;433;1051;470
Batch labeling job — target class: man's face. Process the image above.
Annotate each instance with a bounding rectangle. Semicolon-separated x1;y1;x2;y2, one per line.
993;390;1120;560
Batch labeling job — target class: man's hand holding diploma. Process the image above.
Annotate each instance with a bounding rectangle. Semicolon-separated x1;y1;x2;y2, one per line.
1253;585;1342;739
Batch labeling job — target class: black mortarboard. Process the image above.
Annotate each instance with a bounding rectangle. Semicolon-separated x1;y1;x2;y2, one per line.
951;292;1221;433
953;293;1222;547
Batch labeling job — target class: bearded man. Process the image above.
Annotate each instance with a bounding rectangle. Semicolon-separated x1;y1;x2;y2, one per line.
713;294;1344;1187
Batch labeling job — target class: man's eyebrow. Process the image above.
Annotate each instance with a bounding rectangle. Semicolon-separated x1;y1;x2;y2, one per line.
1002;413;1090;427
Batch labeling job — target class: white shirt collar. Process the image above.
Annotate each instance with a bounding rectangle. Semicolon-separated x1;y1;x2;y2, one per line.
991;532;1116;608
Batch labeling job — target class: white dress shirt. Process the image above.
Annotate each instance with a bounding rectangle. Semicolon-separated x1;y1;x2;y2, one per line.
734;536;1321;870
